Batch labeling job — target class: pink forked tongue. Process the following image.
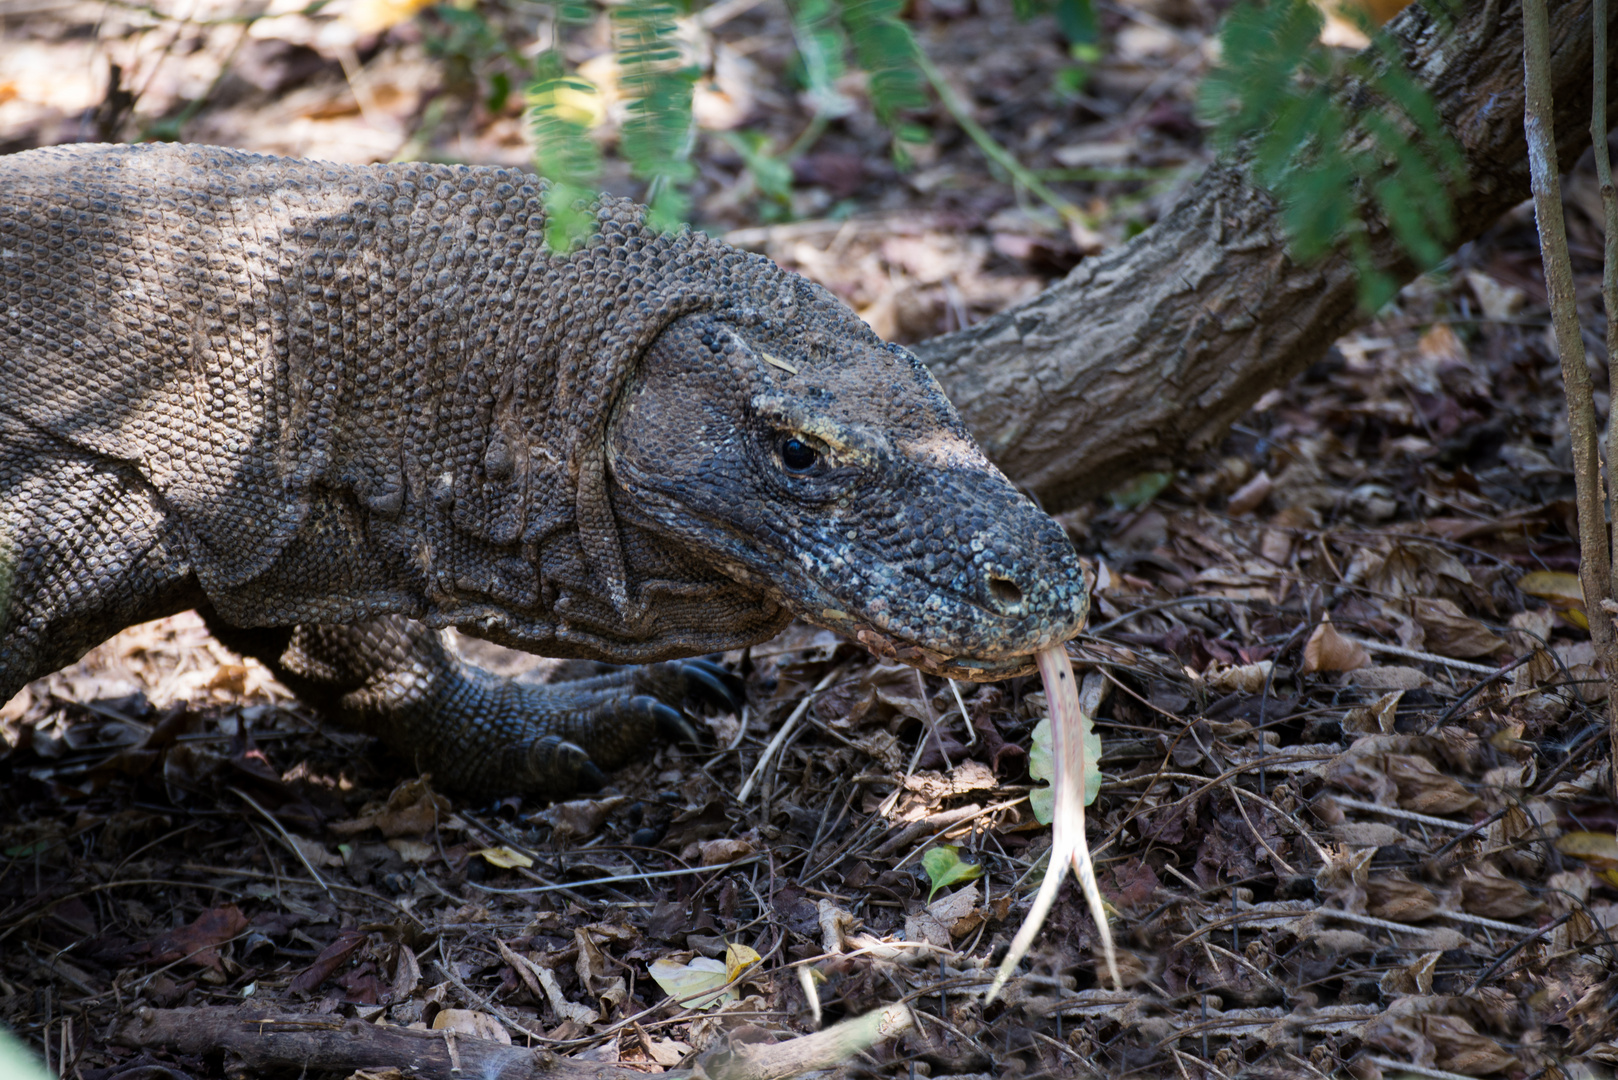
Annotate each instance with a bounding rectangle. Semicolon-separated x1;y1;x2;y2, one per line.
986;645;1118;1003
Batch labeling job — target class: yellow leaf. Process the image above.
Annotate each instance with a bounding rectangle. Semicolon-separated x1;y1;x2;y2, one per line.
1518;571;1589;629
472;846;533;869
648;956;734;1011
528;76;608;130
1555;831;1618;888
724;942;761;983
346;0;436;34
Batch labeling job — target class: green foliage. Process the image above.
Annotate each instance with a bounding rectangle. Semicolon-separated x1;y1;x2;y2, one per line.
1108;470;1173;510
1028;710;1101;825
720;131;795;221
919;845;983;901
613;0;700;231
516;0;926;238
786;0;854;119
1012;0;1097;46
527;50;604;251
1199;0;1463;309
839;0;927;145
1012;0;1097;96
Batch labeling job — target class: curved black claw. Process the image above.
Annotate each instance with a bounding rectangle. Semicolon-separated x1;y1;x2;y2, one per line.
635;695;705;747
525;734;606;795
575;759;607;793
681;658;745;712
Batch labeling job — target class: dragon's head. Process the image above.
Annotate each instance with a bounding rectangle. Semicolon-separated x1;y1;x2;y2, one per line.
609;264;1087;681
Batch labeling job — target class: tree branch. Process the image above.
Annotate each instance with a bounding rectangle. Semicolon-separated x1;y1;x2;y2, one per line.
916;0;1618;512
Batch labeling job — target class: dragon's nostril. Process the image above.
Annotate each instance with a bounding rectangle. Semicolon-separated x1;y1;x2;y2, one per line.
988;574;1023;610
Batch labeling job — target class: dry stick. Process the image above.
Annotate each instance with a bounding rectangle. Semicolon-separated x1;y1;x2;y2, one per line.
1598;0;1618;793
1365;1059;1482;1080
227;785;334;900
1525;0;1618;797
1600;0;1618;609
736;666;841;804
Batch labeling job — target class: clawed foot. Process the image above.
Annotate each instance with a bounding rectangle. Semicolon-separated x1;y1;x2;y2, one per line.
211;613;749;801
502;656;745;797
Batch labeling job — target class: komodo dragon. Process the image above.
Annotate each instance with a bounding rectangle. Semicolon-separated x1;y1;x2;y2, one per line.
0;142;1088;798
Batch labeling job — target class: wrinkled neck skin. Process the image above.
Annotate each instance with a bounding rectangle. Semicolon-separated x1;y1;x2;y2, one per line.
607;288;1089;683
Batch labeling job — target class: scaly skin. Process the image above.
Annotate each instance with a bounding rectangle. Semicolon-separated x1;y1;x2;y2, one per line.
0;143;1087;797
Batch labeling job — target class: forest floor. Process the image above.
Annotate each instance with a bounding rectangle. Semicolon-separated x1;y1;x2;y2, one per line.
2;0;1617;1077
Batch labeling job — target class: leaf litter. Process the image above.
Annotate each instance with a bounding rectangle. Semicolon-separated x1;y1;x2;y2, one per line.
4;0;1618;1075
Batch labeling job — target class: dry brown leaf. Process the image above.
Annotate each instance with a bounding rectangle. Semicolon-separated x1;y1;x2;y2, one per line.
1386;754;1479;814
1259;527;1292;565
1365;872;1440;923
1410;598;1507;658
1418;1014;1519;1075
575;928;629;1012
1302;616;1371;673
472;846;533;870
1207;660;1273;694
1555;832;1618;887
531;796;629;843
431;1009;510;1044
1378;950;1440;995
1505;609;1557;654
905;882;981;947
1465;270;1526;320
1459;866;1541;919
693;838;754;866
330;777;449;838
1343;691;1402;735
1226;470;1273;516
1518;570;1589;630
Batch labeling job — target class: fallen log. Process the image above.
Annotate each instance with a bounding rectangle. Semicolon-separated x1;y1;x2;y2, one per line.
117;1008;641;1080
117;1002;914;1080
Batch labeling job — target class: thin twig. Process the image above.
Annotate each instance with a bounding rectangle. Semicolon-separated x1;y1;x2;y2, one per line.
1463;914;1571;995
912;49;1082;225
1367;1058;1497;1080
1524;0;1618;795
1596;0;1618;610
737;666;841;803
1329;794;1480;832
227;785;333;900
464;856;760;895
1345;638;1500;674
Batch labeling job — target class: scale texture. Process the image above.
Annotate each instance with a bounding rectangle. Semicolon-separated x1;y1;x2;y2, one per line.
0;142;1087;795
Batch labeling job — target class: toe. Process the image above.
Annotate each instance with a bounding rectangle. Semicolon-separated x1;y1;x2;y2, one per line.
523;734;606;796
682;659;745;712
575;758;606;793
633;694;704;746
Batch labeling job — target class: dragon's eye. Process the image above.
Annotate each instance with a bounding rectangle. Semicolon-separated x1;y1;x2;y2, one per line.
780;437;818;473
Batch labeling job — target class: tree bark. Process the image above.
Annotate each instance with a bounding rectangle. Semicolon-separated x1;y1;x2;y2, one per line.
915;0;1618;512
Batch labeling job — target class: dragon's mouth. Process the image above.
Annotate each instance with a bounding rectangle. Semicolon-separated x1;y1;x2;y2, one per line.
848;625;1042;683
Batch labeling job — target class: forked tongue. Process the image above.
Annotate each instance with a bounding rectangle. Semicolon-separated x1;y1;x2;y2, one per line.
986;644;1119;1002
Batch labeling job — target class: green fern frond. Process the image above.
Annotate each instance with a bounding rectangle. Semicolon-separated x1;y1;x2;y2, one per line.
839;0;927;137
613;0;699;231
528;50;605;251
1199;0;1463;310
787;0;854;117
